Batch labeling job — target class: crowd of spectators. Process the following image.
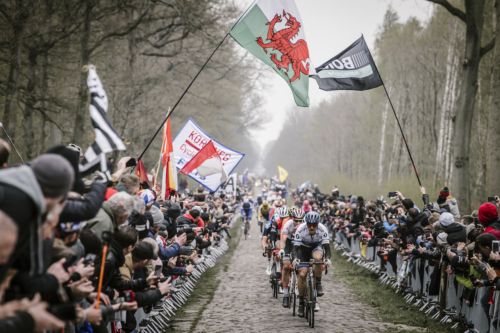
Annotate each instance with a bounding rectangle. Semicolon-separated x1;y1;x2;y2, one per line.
0;139;237;333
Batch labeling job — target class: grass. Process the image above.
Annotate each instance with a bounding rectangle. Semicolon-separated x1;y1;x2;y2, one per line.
167;219;241;332
330;247;460;333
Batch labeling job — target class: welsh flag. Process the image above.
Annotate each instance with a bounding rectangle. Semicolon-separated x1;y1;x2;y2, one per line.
230;0;315;107
161;118;178;200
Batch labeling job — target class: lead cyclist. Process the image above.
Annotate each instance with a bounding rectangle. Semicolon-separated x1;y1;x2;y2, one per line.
292;211;332;316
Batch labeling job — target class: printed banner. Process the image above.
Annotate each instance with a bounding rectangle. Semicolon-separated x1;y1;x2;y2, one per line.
219;173;237;196
172;118;245;192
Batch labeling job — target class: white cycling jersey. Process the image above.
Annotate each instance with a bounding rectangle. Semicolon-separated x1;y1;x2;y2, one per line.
282;219;302;238
294;223;329;248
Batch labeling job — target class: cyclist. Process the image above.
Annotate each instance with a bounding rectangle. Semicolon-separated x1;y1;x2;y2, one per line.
262;213;280;275
269;199;283;219
270;206;289;283
241;197;253;237
258;200;272;238
279;208;305;307
292;211;331;316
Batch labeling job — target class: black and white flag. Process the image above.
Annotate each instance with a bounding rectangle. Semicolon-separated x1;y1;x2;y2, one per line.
311;36;382;91
79;68;126;175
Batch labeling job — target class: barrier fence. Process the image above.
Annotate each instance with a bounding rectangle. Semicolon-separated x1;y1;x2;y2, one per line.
335;231;494;333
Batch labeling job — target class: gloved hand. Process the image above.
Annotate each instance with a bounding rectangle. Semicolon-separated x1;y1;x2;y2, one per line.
325;259;332;267
262;250;268;257
292;259;300;268
278;249;285;258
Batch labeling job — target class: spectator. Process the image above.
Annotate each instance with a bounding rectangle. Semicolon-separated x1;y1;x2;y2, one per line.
478;203;500;239
0;140;10;169
115;174;140;195
438;212;466;246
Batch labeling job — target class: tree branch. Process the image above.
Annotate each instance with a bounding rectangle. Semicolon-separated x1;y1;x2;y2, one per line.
480;37;496;58
425;0;466;22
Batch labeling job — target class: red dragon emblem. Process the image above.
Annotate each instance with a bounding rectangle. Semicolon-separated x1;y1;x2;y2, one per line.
256;10;311;83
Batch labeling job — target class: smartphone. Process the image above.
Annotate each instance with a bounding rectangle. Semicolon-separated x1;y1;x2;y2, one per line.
388;235;394;241
123;290;134;302
154;265;162;278
388;192;397;199
63;255;78;271
493;240;500;254
125;158;137;168
468;250;474;260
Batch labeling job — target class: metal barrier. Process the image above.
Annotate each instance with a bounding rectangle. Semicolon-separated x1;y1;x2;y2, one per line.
335;231;494;333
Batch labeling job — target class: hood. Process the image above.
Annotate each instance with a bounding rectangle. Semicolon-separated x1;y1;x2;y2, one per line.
445;222;464;233
0;166;45;275
350;196;357;204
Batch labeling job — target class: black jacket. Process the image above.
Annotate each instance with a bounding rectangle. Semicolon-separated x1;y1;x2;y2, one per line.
0;312;35;333
445;222;467;246
60;182;106;223
93;240;149;299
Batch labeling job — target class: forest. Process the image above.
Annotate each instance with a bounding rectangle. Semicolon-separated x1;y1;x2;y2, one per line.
264;0;500;213
0;0;265;177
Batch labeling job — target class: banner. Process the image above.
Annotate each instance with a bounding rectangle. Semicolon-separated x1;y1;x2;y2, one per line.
311;36;382;91
230;0;315;107
219;173;237;196
172;118;245;192
278;165;289;182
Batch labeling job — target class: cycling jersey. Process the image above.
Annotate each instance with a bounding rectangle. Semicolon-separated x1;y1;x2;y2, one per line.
293;223;329;248
260;204;271;215
282;219;299;239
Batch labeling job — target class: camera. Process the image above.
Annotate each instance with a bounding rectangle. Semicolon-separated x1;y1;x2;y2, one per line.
388;192;397;199
493;240;500;254
423;231;430;241
154;265;162;278
102;231;113;245
488;196;498;203
84;253;97;266
62;255;79;272
48;302;77;321
469;274;478;283
123;290;135;302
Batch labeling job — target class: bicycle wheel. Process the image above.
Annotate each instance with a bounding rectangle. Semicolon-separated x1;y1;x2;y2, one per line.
305;275;310;321
292;292;296;316
309;277;315;328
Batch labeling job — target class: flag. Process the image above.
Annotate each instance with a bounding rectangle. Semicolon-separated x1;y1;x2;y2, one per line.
180;140;228;182
242;167;249;184
161;117;178;199
136;159;150;187
311;36;382;91
278;165;289;182
219;173;237;196
79;68;126;175
230;0;315;107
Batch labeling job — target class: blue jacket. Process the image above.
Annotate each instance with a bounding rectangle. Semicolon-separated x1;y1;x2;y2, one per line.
383;220;397;233
148;229;180;260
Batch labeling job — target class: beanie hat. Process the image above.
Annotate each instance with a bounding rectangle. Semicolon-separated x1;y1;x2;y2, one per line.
45;144;82;193
129;213;150;239
140;189;155;206
477;233;497;248
30;154;75;198
167;203;181;220
150;206;164;227
440;186;450;197
478;203;498;225
436;232;448;246
132;242;158;261
437;195;447;205
439;212;454;227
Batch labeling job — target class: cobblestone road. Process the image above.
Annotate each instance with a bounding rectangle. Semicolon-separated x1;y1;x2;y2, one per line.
190;218;419;333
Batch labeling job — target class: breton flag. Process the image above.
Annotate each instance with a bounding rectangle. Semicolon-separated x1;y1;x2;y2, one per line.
230;0;315;107
180;140;228;183
311;36;382;91
161;117;178;200
79;68;126;175
278;165;289;183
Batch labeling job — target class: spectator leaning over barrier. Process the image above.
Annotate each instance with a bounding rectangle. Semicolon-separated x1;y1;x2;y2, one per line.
478;201;500;239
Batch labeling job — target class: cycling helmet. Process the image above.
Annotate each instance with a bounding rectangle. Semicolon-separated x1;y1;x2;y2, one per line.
275;200;284;207
292;208;306;220
263;200;268;206
303;200;309;205
257;196;262;204
277;206;289;218
243;198;249;203
304;211;320;224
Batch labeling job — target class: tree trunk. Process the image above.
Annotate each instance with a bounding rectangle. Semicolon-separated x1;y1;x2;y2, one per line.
72;1;93;144
486;0;500;196
40;52;49;154
451;0;486;213
23;45;37;161
378;98;390;187
3;25;23;146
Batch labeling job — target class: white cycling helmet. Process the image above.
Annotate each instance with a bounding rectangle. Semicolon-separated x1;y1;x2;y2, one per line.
277;206;289;218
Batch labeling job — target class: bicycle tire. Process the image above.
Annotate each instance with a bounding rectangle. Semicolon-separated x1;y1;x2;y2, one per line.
305;275;310;321
309;276;315;328
292;293;296;316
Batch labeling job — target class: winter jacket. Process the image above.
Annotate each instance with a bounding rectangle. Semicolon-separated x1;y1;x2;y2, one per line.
93;239;149;300
407;210;431;238
0;312;35;333
84;201;116;240
0;166;45;283
60;182;106;223
447;198;460;218
432;202;451;214
484;218;500;240
444;222;467;246
147;229;182;261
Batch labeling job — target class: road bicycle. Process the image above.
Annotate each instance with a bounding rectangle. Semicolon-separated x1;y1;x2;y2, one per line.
265;247;280;299
290;263;298;316
302;260;327;328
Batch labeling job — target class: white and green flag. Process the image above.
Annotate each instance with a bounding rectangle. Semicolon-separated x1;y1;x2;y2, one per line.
230;0;315;107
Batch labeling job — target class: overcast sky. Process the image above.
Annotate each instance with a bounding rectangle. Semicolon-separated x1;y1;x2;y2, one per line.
240;0;434;149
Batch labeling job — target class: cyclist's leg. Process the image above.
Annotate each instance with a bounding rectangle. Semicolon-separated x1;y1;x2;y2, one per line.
312;247;325;297
282;238;293;292
274;242;281;276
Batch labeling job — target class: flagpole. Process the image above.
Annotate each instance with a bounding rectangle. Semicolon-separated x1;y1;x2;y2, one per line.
131;32;231;172
371;57;422;187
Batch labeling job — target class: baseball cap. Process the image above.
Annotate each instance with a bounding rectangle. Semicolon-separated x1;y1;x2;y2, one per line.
132;242;158;261
140;189;155;206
